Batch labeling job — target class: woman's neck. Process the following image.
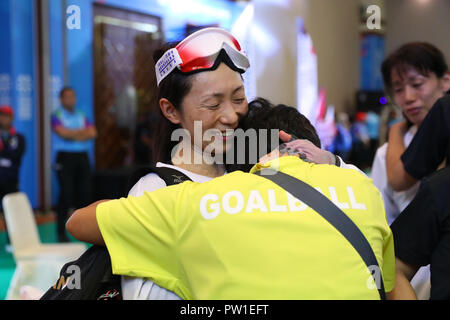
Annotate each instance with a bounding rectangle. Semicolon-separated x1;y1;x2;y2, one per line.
172;161;226;178
170;140;226;178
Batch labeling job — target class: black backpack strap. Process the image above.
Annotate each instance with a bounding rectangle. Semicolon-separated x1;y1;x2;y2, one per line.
150;166;192;186
253;169;386;300
126;164;192;192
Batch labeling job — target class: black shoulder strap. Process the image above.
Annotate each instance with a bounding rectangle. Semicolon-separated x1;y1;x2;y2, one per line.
253;169;386;300
151;166;193;186
126;164;192;193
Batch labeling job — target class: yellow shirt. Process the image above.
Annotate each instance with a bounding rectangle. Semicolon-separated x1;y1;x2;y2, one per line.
97;156;395;300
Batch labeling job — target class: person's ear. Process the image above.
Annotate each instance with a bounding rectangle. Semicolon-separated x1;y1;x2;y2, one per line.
440;71;450;93
159;98;181;125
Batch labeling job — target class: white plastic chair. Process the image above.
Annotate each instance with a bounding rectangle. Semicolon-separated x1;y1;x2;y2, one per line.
2;192;87;300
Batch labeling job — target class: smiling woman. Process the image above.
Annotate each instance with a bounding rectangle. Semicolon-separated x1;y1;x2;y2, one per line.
153;28;250;177
166;63;248;168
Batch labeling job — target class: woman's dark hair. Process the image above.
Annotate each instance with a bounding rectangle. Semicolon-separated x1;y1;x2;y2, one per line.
381;42;448;94
226;97;321;173
152;42;194;163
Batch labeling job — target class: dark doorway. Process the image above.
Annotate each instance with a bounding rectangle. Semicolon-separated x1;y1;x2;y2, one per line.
93;4;162;170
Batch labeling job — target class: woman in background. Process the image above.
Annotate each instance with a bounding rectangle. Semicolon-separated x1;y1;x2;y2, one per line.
371;42;450;300
371;42;450;224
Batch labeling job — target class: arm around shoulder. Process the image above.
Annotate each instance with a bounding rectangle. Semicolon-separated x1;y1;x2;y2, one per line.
66;200;110;246
386;258;418;300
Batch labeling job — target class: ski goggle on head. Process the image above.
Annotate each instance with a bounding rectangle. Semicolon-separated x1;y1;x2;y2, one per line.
155;27;250;87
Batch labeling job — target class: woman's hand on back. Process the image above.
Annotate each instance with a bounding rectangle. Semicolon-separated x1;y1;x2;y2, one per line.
279;130;335;165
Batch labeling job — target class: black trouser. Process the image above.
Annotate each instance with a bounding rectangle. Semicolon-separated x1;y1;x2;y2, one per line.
0;180;19;245
0;180;19;210
55;152;92;238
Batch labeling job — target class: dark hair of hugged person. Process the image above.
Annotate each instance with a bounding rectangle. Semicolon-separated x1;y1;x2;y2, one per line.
227;97;321;173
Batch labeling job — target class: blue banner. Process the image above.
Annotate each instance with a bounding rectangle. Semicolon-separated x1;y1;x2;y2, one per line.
0;0;39;207
360;34;385;91
0;1;12;107
12;0;39;207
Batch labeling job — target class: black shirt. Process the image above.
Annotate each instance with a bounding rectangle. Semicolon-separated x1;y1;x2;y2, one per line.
391;167;450;299
0;130;26;183
401;94;450;180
